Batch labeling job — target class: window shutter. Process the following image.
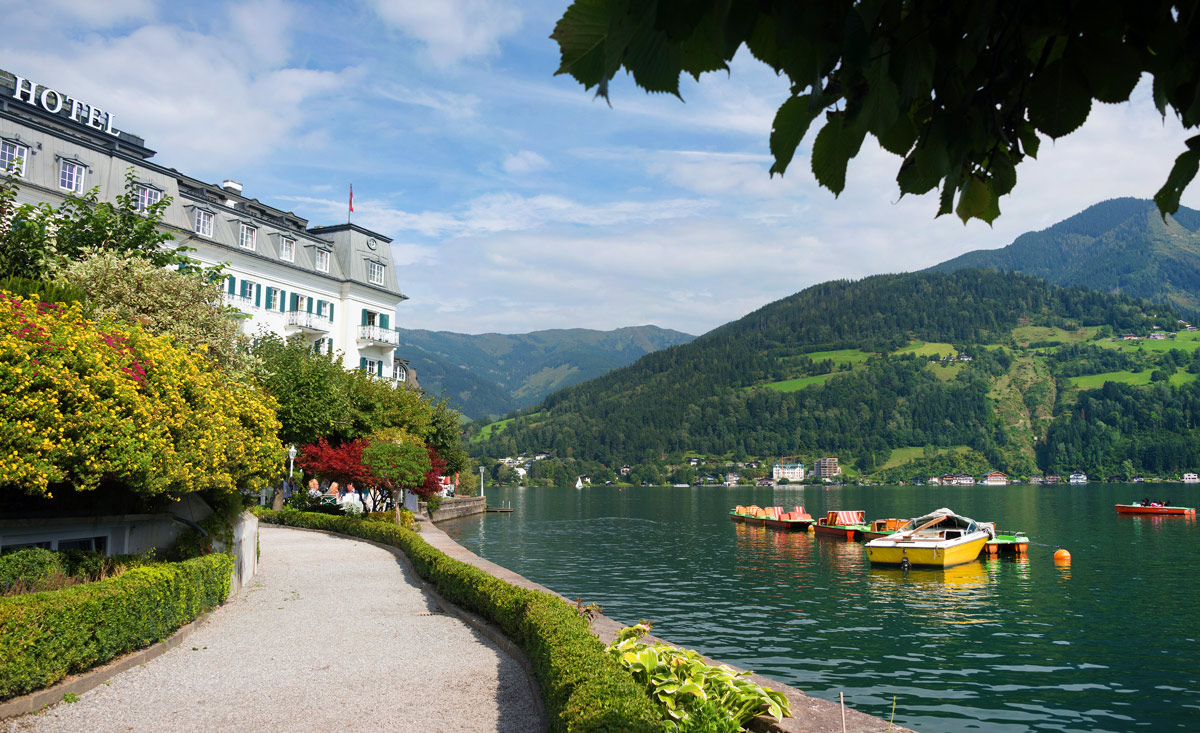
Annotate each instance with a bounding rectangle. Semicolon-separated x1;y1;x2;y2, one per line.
240;280;248;298
255;284;262;308
290;293;299;312
359;357;367;371
328;303;334;321
361;308;369;327
306;297;313;314
265;286;274;308
279;290;287;312
380;313;389;330
377;360;383;376
227;276;235;294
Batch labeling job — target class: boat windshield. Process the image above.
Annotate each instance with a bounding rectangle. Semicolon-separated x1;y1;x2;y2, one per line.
896;508;978;534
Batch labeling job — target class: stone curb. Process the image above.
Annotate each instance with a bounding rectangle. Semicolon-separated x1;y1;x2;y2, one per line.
260;524;550;731
0;613;210;721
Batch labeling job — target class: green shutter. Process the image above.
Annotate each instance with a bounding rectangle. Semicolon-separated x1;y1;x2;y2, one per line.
360;308;369;327
306;297;313;314
227;276;235;294
265;286;274;308
380;313;389;330
377;360;383;376
328;303;334;320
255;284;262;308
359;357;367;371
279;290;287;313
290;293;298;312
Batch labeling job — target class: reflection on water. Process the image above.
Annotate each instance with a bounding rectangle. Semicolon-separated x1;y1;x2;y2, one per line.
442;483;1200;732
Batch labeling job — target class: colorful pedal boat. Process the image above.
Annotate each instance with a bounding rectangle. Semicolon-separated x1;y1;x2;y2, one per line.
730;505;813;530
864;507;994;568
984;531;1029;556
861;517;907;542
813;510;869;541
1115;504;1196;516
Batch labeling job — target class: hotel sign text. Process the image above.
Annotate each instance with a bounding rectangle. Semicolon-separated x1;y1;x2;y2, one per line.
7;76;119;137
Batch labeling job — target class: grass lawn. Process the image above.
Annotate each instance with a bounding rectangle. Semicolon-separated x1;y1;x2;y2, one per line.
473;417;516;442
761;373;841;392
892;341;956;358
803;348;874;365
1012;325;1102;346
880;445;970;470
1069;370;1198;389
1095;333;1200;354
926;361;965;381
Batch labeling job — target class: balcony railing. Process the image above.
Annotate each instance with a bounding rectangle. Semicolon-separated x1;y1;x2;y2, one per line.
286;310;332;332
357;325;399;346
222;293;254;310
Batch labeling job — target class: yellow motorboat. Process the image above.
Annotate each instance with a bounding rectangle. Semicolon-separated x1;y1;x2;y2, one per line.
864;507;994;569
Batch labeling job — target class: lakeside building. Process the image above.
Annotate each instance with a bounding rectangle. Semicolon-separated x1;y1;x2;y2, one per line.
981;471;1009;486
772;463;805;481
0;70;416;385
813;457;841;478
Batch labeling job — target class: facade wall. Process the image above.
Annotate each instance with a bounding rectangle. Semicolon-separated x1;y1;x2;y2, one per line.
0;69;415;383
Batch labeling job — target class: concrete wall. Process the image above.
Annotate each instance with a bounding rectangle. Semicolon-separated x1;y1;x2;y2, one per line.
420;496;486;522
216;511;258;596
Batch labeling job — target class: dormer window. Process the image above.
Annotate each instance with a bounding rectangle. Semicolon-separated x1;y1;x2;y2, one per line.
239;223;257;251
59;159;85;193
315;249;330;273
368;261;384;285
194;209;213;237
280;238;295;262
0;140;27;176
133;184;163;212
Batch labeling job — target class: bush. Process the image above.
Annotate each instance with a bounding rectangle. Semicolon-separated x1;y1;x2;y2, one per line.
0;548;63;594
364;510;418;531
254;508;659;732
0;548;154;597
0;554;232;700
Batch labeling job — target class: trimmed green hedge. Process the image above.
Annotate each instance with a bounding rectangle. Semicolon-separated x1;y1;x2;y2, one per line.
0;554;233;700
255;508;661;732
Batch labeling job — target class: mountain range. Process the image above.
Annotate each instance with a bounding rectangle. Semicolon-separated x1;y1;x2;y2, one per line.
930;198;1200;315
396;326;694;420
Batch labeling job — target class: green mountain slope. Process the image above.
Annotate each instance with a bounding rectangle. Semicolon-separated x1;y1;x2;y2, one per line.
396;325;694;420
472;270;1200;480
930;198;1200;314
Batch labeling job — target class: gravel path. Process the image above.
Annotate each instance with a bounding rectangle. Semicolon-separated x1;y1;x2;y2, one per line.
6;526;544;732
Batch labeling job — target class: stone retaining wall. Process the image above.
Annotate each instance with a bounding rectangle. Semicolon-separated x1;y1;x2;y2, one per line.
421;495;486;522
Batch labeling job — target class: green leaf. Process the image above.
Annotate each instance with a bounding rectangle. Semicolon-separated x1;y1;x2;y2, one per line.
1154;148;1200;218
955;174;1001;225
1028;57;1093;139
1074;36;1142;104
876;110;918;156
811;112;866;196
769;95;820;176
1017;123;1040;159
624;20;684;97
551;0;623;89
677;10;732;80
990;154;1017;197
859;57;900;136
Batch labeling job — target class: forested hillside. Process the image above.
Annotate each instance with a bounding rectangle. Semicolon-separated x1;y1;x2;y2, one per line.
471;270;1200;481
395;325;694;419
931;198;1200;314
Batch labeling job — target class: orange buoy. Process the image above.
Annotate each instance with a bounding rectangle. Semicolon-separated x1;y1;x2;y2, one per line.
1053;548;1071;564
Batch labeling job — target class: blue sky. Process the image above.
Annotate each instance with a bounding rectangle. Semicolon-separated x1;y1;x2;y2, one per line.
6;0;1200;336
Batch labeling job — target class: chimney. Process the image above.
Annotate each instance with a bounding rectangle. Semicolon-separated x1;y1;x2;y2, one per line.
221;179;243;195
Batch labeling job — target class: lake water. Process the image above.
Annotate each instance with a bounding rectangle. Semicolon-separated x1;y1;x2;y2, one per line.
441;483;1199;732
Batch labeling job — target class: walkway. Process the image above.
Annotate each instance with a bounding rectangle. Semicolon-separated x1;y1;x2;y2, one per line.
5;526;544;732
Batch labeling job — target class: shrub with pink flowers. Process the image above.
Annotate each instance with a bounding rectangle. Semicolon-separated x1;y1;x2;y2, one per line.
0;291;281;498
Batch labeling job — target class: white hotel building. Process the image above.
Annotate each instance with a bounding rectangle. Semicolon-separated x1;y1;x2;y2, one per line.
0;70;415;385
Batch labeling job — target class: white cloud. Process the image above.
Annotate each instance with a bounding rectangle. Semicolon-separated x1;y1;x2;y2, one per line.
369;0;522;67
374;85;481;119
8;0;156;29
228;0;293;67
502;150;549;175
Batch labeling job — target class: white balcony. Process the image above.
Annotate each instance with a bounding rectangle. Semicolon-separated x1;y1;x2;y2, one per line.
222;293;254;310
286;310;332;333
357;325;399;346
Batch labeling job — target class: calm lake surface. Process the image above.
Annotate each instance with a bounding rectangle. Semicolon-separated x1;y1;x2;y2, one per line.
441;483;1199;732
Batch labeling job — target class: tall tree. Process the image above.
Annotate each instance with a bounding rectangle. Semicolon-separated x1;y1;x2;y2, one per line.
552;1;1200;224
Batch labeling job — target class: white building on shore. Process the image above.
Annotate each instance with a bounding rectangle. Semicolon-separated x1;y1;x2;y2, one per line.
772;463;806;481
0;70;415;385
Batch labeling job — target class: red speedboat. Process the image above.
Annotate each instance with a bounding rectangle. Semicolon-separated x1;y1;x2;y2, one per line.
1115;504;1195;516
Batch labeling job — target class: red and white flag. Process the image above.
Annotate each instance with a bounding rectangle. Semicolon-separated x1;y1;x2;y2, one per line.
349;184;354;213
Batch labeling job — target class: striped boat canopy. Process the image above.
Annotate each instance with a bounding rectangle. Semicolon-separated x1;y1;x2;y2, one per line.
829;510;865;524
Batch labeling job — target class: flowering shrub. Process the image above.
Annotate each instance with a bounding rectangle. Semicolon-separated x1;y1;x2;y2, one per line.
0;291;281;497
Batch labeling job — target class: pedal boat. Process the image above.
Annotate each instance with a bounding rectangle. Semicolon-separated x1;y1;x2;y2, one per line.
1115;504;1196;516
813;510;869;541
864;508;994;568
861;517;907;541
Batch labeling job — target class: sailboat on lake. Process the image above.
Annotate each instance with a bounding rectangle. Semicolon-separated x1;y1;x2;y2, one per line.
575;477;583;490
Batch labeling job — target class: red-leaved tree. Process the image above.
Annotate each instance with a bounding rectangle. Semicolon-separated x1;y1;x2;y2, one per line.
415;446;448;499
297;438;378;488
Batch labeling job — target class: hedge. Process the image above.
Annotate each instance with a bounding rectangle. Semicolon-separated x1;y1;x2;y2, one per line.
255;508;661;732
0;554;233;700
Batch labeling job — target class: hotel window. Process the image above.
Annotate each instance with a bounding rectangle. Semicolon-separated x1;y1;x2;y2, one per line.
368;262;385;285
239;223;257;251
0;140;27;176
315;249;330;273
280;238;295;262
133;184;162;212
361;357;382;376
266;287;280;311
194;210;213;237
59;160;85;193
392;362;407;382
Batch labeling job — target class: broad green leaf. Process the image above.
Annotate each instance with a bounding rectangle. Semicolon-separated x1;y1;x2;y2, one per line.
677;681;706;699
769;95;820;176
1074;36;1141;104
990;154;1017;197
876;110;918;157
1028;57;1093;139
811;112;867;195
859;57;900;136
677;9;732;80
551;0;624;88
1017;124;1040;159
624;22;684;97
956;174;1001;225
1154;148;1200;217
